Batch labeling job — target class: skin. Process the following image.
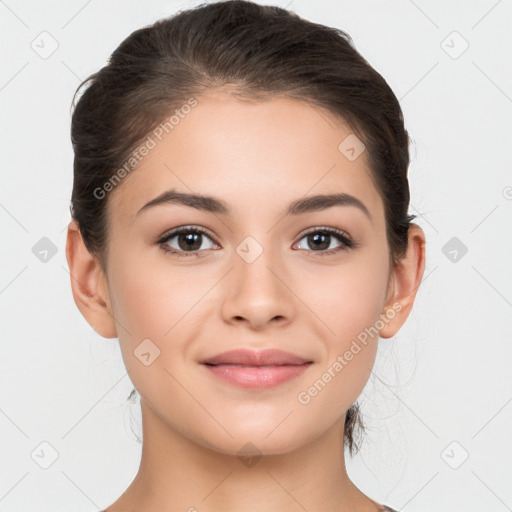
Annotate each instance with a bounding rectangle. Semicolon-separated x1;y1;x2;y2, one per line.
66;87;426;512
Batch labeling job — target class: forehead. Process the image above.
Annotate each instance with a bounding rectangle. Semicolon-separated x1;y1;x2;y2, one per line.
107;89;384;226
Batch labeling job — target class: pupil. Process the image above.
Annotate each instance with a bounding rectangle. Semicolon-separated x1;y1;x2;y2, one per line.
179;233;201;251
309;233;329;250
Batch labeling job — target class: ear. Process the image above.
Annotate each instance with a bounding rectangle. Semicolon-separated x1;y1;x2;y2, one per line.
65;219;117;338
379;223;426;338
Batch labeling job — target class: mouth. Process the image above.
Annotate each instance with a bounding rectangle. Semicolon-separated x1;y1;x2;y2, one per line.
199;349;314;389
199;348;313;366
201;362;313;388
202;361;313;390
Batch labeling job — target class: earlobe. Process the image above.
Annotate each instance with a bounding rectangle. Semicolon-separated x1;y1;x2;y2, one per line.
65;219;117;339
379;224;426;339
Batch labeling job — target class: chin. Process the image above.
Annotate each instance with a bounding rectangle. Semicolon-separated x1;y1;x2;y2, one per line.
189;421;314;459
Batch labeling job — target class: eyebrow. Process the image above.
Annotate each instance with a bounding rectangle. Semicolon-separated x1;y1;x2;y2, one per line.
136;189;371;221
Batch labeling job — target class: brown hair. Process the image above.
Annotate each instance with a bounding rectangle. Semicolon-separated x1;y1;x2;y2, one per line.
70;0;416;456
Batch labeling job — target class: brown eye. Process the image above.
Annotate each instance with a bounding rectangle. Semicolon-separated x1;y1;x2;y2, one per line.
158;227;219;257
295;227;355;256
176;232;202;251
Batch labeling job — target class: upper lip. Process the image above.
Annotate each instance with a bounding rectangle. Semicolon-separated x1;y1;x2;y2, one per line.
200;349;313;366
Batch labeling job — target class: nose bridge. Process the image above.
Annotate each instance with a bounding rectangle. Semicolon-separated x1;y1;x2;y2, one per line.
221;233;294;327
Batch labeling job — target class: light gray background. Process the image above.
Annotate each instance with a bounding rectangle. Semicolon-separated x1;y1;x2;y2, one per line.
1;0;511;511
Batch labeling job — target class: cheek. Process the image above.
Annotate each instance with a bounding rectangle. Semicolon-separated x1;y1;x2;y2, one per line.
301;249;390;341
105;259;203;414
296;251;389;397
107;249;204;340
285;278;386;448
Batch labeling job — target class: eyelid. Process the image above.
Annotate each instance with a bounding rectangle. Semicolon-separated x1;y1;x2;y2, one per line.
158;224;218;243
297;225;352;241
157;225;220;254
158;224;357;257
159;225;353;243
295;226;357;251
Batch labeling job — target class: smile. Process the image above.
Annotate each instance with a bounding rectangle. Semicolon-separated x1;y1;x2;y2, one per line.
201;362;313;389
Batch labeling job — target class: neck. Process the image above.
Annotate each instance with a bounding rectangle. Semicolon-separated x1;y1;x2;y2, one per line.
105;398;382;512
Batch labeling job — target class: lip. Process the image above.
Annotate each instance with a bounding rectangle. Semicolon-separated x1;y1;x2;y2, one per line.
200;349;314;389
200;348;312;366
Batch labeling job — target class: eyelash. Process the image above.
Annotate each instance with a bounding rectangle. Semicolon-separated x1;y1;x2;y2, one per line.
157;225;358;258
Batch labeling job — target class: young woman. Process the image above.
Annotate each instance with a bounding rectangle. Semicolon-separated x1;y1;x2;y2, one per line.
65;1;425;510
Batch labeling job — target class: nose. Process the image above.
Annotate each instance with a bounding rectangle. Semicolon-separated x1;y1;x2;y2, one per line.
220;243;295;331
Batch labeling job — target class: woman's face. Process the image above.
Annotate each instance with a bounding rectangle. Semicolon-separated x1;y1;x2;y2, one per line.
98;88;399;455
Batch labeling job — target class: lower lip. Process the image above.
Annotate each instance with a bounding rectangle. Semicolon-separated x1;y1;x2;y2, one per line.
202;363;312;388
